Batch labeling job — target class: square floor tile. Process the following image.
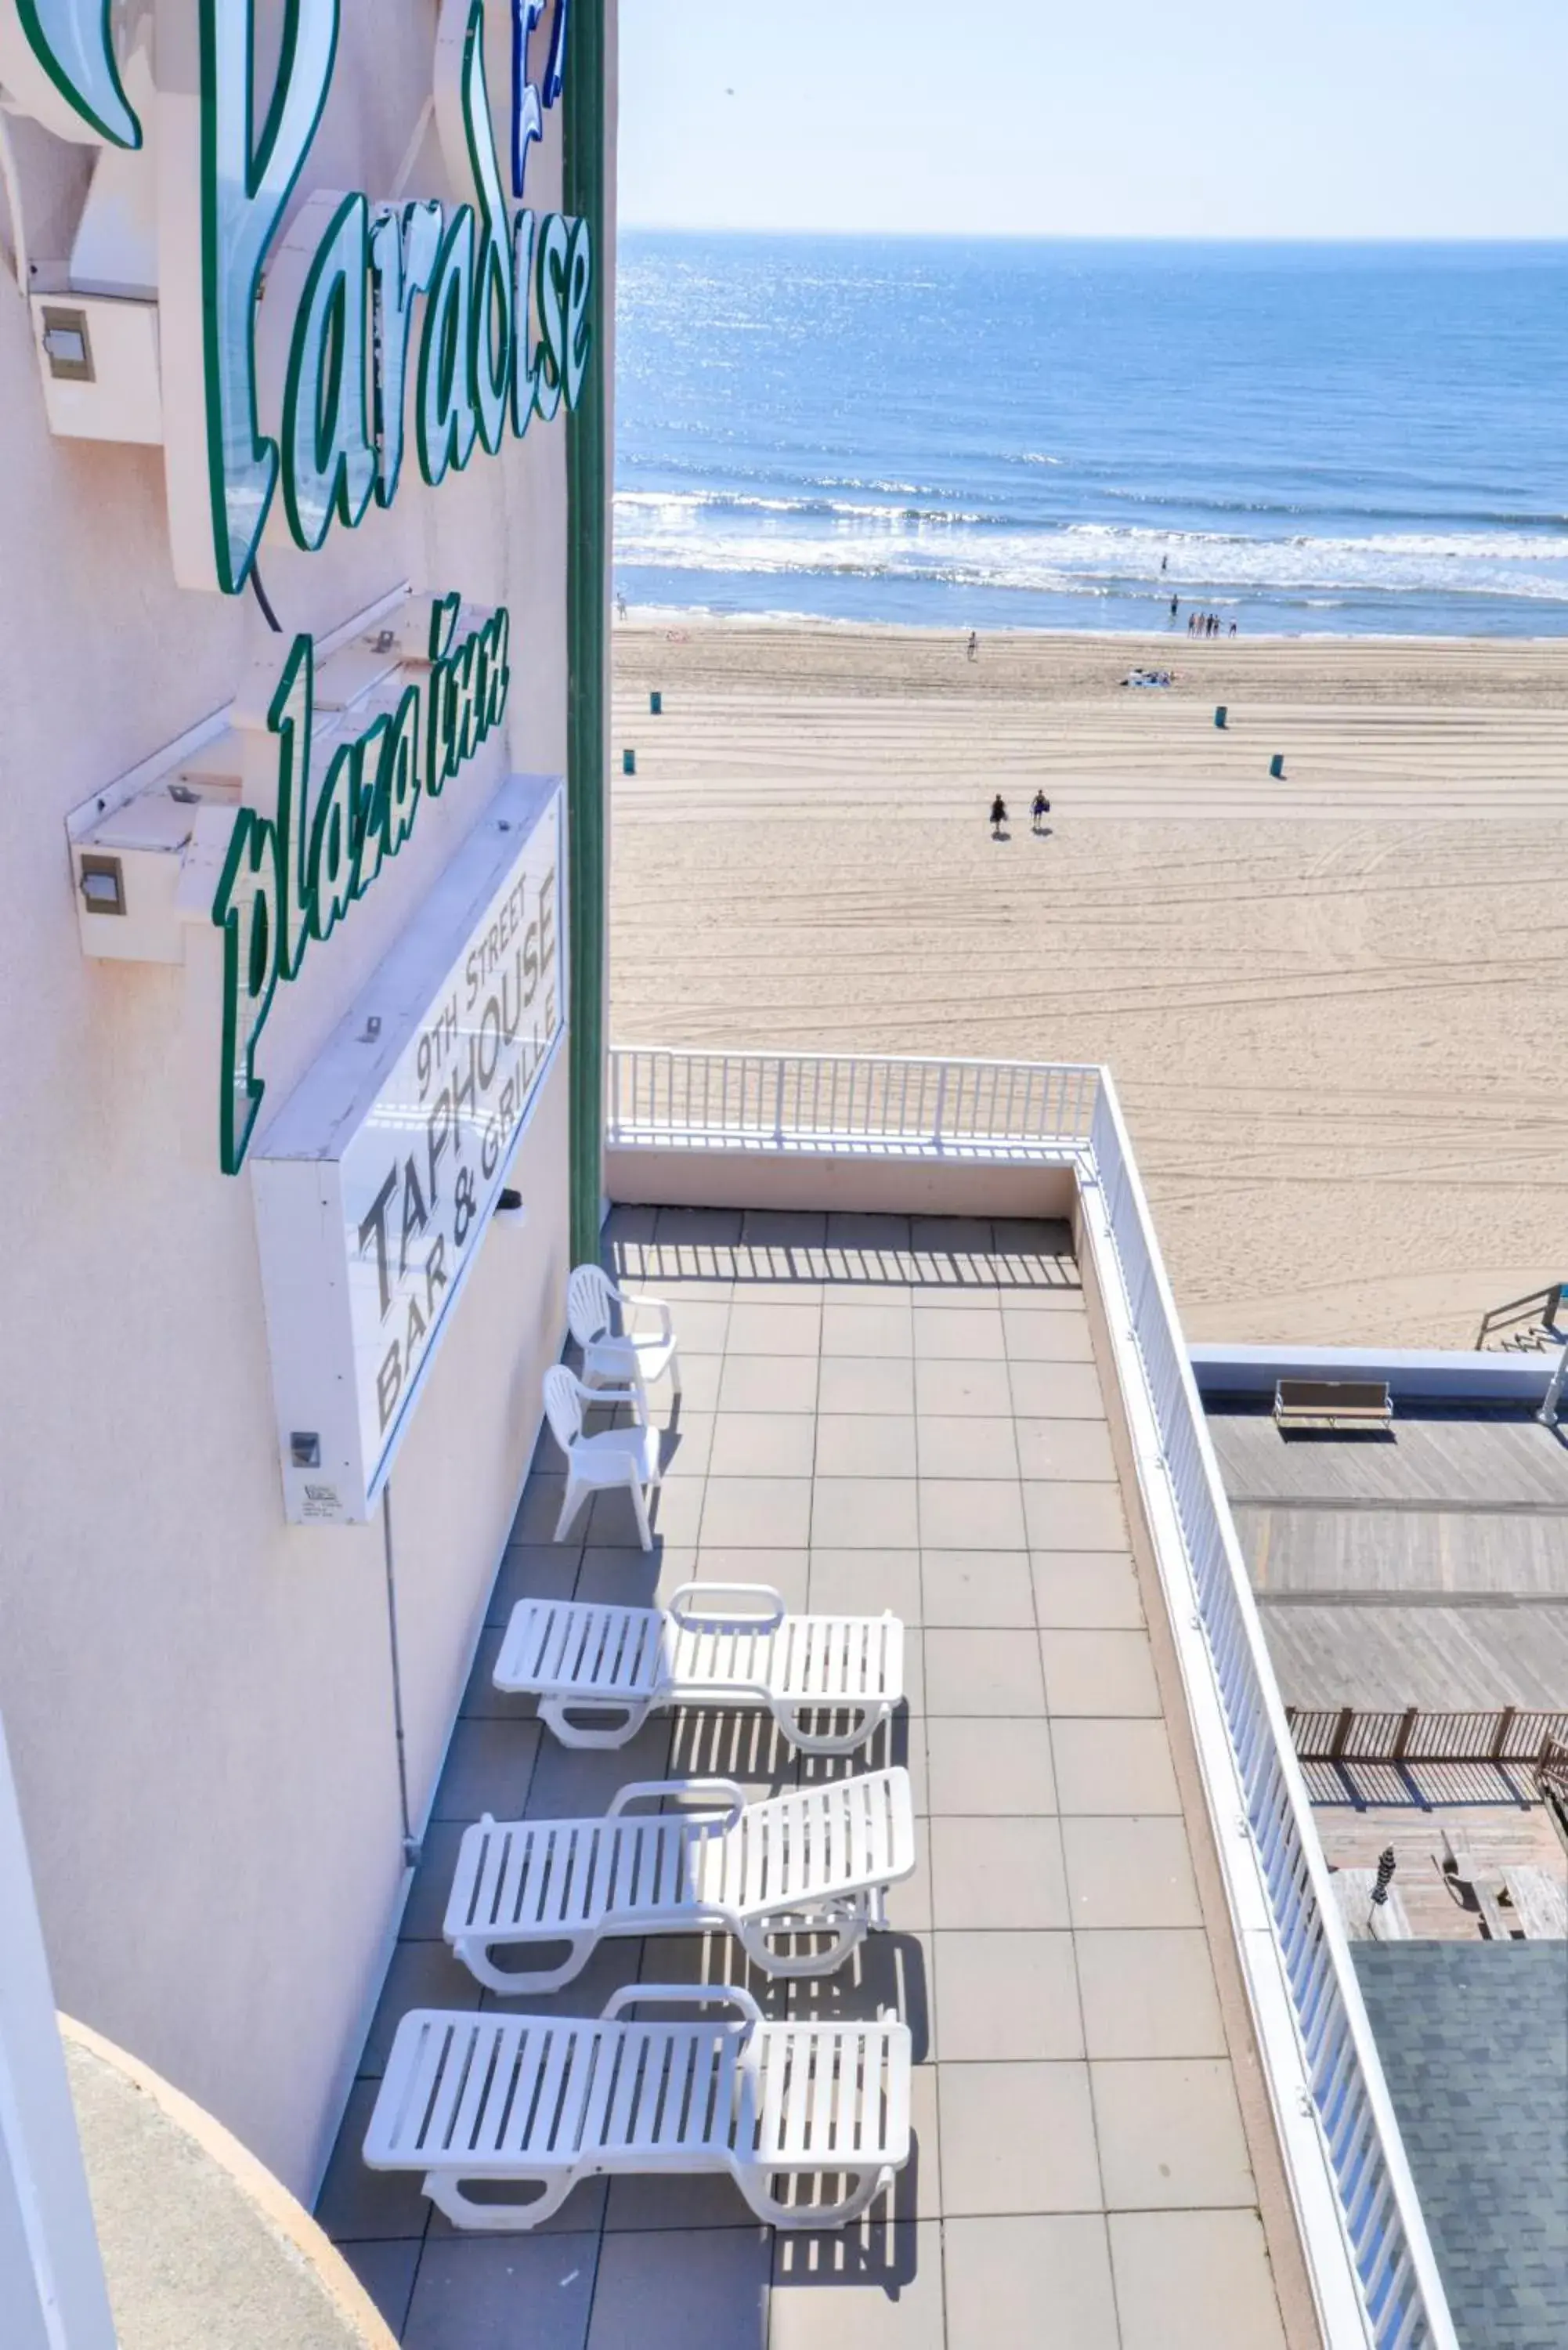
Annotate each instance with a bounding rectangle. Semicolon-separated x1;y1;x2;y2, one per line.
667;1705;800;1795
1108;2211;1288;2350
924;1629;1045;1716
587;2223;771;2350
1039;1629;1162;1717
912;1309;1006;1361
356;1940;479;2081
403;1820;470;1939
667;1352;723;1412
702;1477;813;1548
1052;1718;1182;1813
719;1354;820;1413
815;1414;917;1477
403;2232;601;2346
604;2166;760;2232
771;2222;942;2348
1031;1551;1145;1629
338;2240;421;2336
1006;1361;1105;1419
726;1302;822;1356
934;1931;1083;2060
695;1548;811;1612
1024;1481;1128;1552
938;2060;1100;2214
1061;1817;1202;1929
944;2215;1118;2350
808;1548;921;1625
488;1542;580;1624
810;1478;919;1548
881;1814;933;1934
663;1298;734;1352
786;1929;936;2066
1003;1310;1093;1362
1092;2059;1254;2208
926;1718;1056;1815
821;1302;914;1357
919;1479;1025;1551
920;1551;1035;1629
432;1718;541;1822
913;1358;1013;1417
1014;1417;1117;1483
573;1544;690;1607
741;1206;827;1249
916;1415;1018;1480
817;1356;916;1415
912;1216;994;1256
930;1815;1068;1929
511;1474;570;1542
1074;1929;1227;2059
527;1718;674;1814
316;2081;435;2240
657;1412;714;1480
709;1415;818;1477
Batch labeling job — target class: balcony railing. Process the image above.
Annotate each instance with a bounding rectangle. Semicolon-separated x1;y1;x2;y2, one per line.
608;1043;1458;2350
608;1046;1100;1159
1290;1704;1568;1766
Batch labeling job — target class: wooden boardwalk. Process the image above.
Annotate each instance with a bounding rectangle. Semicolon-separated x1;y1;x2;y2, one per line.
1210;1408;1568;1712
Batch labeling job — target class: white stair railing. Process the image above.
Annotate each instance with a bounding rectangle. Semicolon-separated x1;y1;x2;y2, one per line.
606;1043;1458;2350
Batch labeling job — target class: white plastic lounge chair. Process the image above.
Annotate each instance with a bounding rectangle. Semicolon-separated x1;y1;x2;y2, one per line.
542;1365;660;1549
568;1263;681;1415
364;1987;910;2231
445;1767;916;1992
495;1584;904;1753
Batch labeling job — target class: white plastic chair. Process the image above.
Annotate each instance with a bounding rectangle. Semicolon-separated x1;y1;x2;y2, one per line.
542;1365;660;1550
364;1987;911;2231
567;1264;681;1416
445;1766;916;1991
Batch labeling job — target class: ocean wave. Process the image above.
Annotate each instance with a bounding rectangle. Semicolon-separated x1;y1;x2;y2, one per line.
612;501;1568;602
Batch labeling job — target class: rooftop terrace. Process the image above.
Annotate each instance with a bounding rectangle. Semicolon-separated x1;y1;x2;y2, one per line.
316;1208;1299;2350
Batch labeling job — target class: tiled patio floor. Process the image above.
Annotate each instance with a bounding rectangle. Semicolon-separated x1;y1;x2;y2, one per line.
319;1209;1291;2350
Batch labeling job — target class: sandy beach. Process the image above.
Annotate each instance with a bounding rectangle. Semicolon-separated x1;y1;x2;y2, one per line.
609;621;1568;1347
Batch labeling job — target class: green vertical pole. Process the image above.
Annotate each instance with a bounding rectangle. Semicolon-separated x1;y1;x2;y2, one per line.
565;0;609;1269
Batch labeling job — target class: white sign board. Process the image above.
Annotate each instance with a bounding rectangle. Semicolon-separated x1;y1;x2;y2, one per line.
252;775;564;1524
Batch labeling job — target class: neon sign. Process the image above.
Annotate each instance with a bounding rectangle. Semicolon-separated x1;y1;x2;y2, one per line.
0;0;591;595
212;598;511;1173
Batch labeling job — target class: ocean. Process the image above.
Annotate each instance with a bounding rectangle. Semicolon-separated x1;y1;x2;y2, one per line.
614;234;1568;637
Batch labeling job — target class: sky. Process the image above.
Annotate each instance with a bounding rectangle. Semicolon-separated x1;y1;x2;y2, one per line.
618;0;1568;240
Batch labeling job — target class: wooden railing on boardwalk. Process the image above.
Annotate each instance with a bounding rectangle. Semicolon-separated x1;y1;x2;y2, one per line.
1288;1705;1568;1766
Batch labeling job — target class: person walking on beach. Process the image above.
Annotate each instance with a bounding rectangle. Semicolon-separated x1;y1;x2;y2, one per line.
1031;790;1051;833
989;794;1008;837
967;631;978;662
616;590;627;620
1169;595;1178;623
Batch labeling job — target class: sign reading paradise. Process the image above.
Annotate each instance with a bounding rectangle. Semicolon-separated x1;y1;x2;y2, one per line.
251;774;563;1524
0;0;591;595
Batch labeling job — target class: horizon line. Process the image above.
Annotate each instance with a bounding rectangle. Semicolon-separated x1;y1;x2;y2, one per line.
618;224;1568;247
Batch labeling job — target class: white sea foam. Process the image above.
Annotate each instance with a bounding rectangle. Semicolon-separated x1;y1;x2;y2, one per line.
613;496;1568;603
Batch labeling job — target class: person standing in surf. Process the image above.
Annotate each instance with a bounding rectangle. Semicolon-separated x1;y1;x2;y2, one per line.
990;794;1008;837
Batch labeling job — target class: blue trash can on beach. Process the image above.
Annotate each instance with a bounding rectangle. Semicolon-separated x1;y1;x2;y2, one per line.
1270;753;1285;779
623;748;637;776
1215;705;1227;728
650;691;662;715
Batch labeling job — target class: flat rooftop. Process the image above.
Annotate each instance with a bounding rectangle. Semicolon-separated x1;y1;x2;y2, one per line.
1209;1404;1568;1712
317;1209;1295;2350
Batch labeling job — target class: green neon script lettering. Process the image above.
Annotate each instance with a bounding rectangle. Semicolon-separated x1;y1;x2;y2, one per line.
212;604;513;1173
199;0;339;592
282;191;377;551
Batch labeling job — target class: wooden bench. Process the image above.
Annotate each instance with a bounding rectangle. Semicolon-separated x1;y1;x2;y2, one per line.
1274;1378;1393;1434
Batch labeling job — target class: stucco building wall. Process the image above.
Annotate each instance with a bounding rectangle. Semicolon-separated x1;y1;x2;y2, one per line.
0;0;591;2198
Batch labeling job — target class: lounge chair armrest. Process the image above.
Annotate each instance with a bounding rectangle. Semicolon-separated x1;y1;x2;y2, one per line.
606;1777;746;1829
602;1983;764;2025
573;1379;642;1409
668;1582;786;1630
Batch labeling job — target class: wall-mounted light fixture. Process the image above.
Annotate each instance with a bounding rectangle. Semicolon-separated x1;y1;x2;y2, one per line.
78;855;125;916
40;306;93;382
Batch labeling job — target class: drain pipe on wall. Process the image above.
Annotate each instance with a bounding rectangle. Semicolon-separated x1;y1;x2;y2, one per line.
381;1485;418;1869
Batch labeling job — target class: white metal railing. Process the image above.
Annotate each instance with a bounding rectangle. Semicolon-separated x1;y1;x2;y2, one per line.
607;1045;1458;2350
608;1046;1100;1159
